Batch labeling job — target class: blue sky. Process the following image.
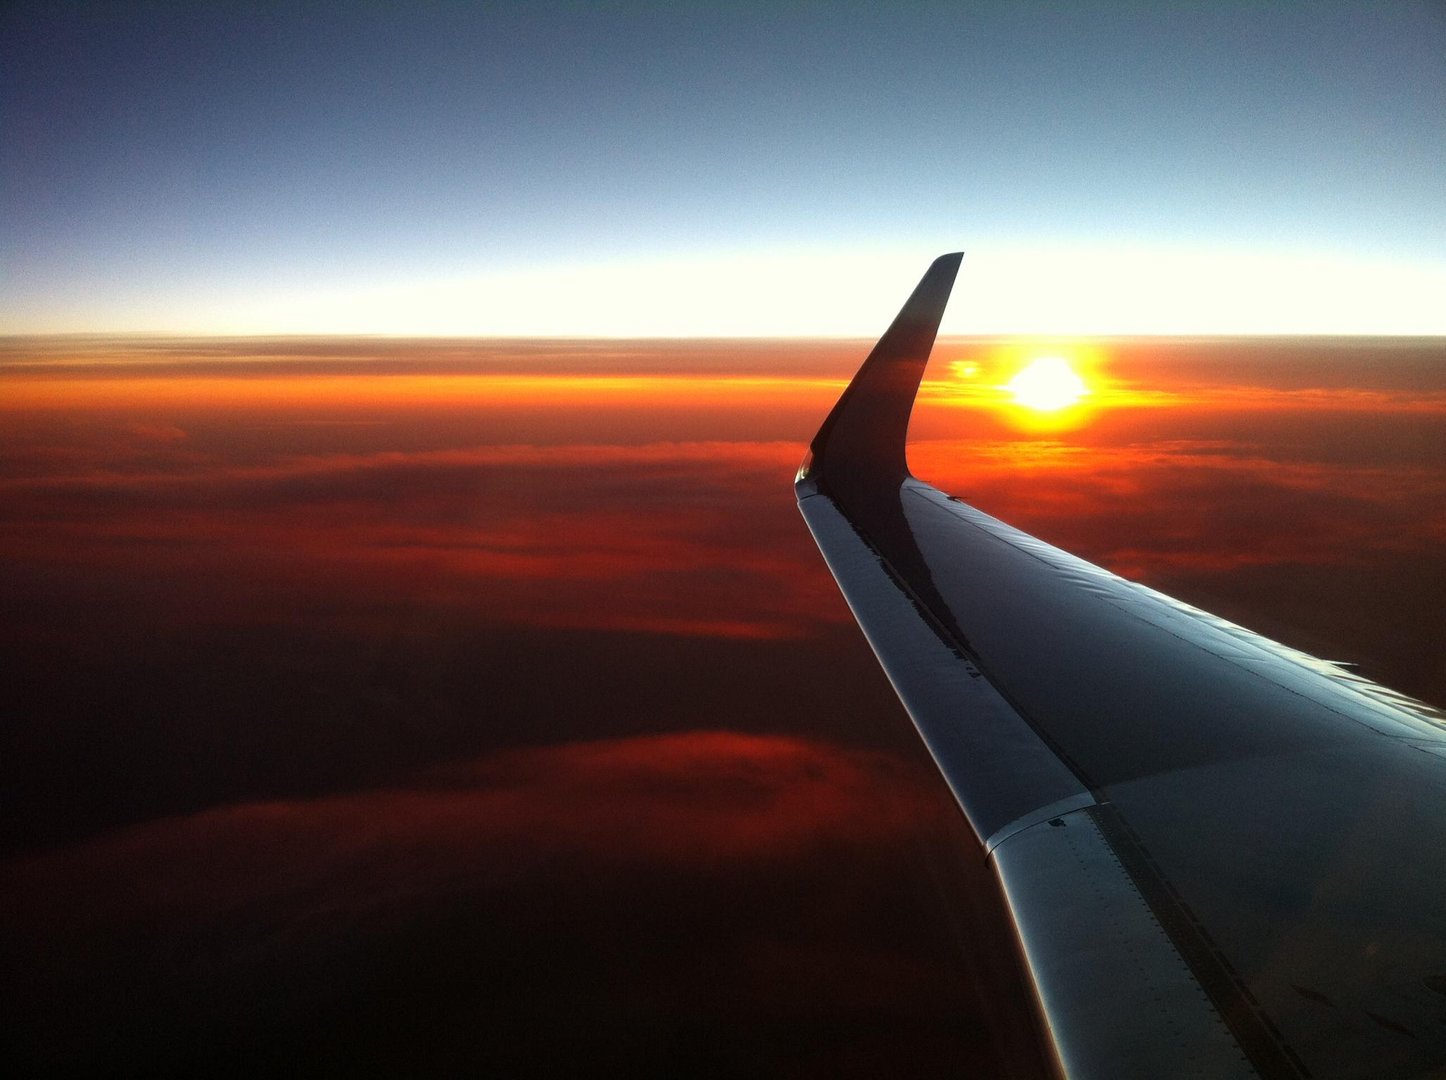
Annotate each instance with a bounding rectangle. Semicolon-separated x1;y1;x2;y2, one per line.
3;1;1443;335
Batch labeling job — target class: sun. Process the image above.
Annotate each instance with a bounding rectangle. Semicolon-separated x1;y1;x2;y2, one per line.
1006;356;1089;412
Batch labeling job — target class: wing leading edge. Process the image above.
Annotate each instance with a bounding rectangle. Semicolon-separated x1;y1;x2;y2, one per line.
796;256;1446;1079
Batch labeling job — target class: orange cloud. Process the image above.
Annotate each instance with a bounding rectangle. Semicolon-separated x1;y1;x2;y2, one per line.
0;370;839;418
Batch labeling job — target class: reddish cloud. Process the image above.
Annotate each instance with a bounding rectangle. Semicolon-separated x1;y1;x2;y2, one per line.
5;731;943;927
0;438;843;641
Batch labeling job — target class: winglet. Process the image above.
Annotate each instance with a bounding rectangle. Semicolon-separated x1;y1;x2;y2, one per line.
798;252;962;497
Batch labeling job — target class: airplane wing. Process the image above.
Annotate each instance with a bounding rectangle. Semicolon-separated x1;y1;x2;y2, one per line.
796;253;1446;1079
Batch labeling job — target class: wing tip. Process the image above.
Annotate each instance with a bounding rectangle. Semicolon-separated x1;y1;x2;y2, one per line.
799;252;963;494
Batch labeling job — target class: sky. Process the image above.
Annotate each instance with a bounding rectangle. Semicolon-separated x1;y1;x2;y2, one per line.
4;7;1443;1071
3;1;1444;336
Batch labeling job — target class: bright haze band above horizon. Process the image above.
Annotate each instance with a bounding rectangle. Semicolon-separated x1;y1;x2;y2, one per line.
3;2;1443;338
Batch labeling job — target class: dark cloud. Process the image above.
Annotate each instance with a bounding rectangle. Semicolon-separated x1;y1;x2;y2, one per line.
3;732;1044;1078
6;732;946;921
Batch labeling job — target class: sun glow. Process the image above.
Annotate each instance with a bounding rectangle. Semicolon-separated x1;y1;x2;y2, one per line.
1006;356;1089;412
